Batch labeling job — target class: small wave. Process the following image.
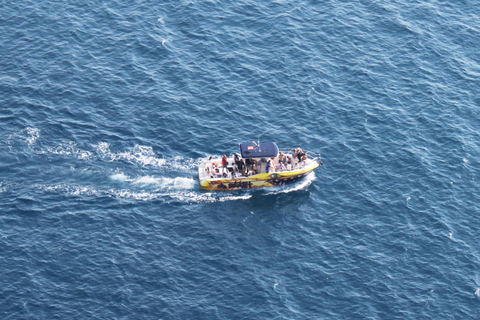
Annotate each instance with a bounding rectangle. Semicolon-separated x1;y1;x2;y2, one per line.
94;142;200;171
9;135;197;174
111;190;252;203
25;127;40;144
43;184;103;197
264;172;316;195
47;141;93;160
163;177;196;189
168;156;200;171
166;191;252;203
132;176;160;185
216;194;253;202
94;142;167;167
110;173;195;190
41;182;250;203
110;173;129;182
8;127;40;145
0;181;6;193
132;176;196;189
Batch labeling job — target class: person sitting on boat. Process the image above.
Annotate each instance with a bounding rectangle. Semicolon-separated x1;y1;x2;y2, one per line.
274;153;281;171
286;155;292;171
210;161;218;177
279;156;287;171
212;168;221;178
292;149;299;168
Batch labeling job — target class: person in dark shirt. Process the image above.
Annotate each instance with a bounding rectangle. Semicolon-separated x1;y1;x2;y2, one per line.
296;148;304;163
245;158;252;171
234;154;242;171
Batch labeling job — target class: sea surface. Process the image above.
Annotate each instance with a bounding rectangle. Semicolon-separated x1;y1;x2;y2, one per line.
1;0;480;319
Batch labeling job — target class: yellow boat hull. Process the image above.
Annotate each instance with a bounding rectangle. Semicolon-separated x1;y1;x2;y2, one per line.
199;162;319;191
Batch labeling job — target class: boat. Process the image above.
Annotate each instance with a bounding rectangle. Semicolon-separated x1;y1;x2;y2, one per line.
198;142;323;191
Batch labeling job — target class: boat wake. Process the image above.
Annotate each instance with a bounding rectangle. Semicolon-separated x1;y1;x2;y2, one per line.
263;172;316;195
5;127;315;203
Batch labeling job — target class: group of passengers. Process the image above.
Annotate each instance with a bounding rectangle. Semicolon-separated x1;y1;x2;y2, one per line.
207;147;308;178
207;155;227;178
207;154;256;178
266;148;308;173
234;154;258;177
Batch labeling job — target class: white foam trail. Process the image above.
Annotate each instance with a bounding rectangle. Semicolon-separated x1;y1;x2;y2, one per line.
9;133;195;171
12;137;198;174
165;191;252;203
132;176;160;185
110;173;196;190
168;156;200;171
43;184;102;197
48;141;93;160
110;173;129;182
120;145;166;167
8;127;40;145
70;186;101;196
114;189;158;201
170;177;196;189
25;127;40;144
94;143;166;167
264;172;316;195
40;181;252;203
216;194;253;202
94;142;110;155
94;142;201;171
132;176;196;189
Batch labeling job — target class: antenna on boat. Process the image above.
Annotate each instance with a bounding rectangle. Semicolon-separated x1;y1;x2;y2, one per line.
252;135;261;150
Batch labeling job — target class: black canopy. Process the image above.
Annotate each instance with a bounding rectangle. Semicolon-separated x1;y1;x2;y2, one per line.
239;142;279;159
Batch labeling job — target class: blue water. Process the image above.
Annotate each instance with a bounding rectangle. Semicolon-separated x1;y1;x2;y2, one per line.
1;0;480;318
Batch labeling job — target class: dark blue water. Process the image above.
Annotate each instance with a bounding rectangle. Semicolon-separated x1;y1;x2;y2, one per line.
2;0;480;318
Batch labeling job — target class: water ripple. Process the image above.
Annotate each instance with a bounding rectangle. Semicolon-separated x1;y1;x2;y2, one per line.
2;0;480;319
